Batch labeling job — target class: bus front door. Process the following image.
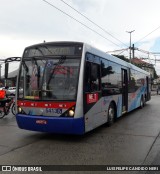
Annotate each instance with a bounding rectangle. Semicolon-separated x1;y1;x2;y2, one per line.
122;69;128;113
84;60;103;131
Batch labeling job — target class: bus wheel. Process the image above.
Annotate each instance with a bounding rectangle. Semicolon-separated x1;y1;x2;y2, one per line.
107;103;115;126
143;96;146;106
0;110;5;119
140;96;144;109
11;103;16;116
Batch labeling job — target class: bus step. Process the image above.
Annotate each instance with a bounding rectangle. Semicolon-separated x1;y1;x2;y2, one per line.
122;111;127;114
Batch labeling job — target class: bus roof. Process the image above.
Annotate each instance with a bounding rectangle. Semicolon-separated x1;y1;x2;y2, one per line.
24;41;84;49
83;42;150;76
24;41;150;76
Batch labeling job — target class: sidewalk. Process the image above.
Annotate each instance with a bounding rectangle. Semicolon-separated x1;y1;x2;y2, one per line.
151;90;159;96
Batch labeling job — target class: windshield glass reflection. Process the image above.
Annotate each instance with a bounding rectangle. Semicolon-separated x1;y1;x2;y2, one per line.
18;57;80;100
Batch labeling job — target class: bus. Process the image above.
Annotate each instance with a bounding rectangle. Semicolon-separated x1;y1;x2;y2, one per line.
15;41;151;134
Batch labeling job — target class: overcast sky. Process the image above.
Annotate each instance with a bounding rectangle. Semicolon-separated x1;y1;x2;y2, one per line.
0;0;160;74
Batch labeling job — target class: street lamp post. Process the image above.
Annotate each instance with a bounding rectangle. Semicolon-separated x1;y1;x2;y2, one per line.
126;30;135;63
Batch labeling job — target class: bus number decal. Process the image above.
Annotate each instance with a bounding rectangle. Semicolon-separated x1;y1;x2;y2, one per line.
87;93;98;104
46;108;62;114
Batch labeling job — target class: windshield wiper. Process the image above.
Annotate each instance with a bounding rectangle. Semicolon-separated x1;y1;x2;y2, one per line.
31;57;41;89
34;47;48;93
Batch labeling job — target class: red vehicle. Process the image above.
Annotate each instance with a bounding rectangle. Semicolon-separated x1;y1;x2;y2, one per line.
0;90;16;118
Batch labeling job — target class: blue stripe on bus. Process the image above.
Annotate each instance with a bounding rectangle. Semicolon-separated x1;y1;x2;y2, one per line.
117;95;122;118
16;114;85;135
128;86;146;111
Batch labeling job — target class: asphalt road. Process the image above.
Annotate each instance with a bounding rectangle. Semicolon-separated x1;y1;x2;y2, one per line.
0;95;160;174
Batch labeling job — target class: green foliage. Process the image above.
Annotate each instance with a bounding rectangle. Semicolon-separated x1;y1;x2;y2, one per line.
112;54;129;62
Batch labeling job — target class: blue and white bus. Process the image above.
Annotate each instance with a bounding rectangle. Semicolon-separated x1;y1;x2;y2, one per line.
15;41;151;134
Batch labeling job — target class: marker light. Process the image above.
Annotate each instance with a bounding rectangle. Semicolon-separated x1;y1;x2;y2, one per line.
68;110;74;117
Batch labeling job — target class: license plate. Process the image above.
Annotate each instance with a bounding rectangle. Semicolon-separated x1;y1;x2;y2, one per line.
46;108;62;114
36;120;47;125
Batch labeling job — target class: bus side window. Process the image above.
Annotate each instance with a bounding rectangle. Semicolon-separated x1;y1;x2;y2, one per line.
128;69;136;93
85;62;100;92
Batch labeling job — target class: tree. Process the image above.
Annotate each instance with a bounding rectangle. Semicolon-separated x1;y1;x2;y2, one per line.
112;55;129;62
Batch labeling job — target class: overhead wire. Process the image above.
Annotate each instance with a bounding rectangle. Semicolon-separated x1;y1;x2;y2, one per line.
117;49;130;56
42;0;123;48
135;25;160;45
134;25;160;67
59;0;128;48
42;0;160;66
135;48;160;66
107;48;128;53
107;48;129;58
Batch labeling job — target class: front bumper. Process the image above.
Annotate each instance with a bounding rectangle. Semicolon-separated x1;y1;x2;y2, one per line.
16;114;85;135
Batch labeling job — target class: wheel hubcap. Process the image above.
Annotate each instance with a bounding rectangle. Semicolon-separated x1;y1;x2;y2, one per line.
109;107;114;122
141;98;143;107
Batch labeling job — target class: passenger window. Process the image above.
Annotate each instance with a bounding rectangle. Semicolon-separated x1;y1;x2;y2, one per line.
128;69;136;93
85;61;100;92
101;60;122;95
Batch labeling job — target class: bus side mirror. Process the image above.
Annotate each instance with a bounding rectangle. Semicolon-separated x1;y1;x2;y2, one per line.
5;62;9;79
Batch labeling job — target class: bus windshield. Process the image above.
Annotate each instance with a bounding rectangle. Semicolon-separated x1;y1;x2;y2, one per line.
18;57;81;100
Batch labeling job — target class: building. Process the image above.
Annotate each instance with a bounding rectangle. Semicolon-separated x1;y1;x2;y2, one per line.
131;58;157;90
131;58;155;78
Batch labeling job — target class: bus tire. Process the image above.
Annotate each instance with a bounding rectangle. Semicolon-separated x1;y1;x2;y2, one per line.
143;96;146;107
11;103;16;116
140;96;144;109
107;102;115;126
0;110;5;119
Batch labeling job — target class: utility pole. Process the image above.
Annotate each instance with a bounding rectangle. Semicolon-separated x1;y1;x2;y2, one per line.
132;44;135;59
126;30;135;63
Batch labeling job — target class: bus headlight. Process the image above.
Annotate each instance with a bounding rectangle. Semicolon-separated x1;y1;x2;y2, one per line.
68;110;74;117
18;107;22;113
